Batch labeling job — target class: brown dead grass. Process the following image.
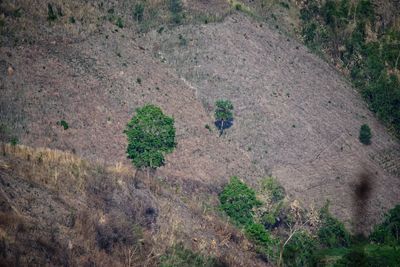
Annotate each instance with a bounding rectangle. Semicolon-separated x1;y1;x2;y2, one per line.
0;143;268;266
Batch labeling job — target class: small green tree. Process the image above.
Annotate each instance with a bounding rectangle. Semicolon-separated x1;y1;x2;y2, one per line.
359;124;372;145
124;104;176;170
214;99;234;136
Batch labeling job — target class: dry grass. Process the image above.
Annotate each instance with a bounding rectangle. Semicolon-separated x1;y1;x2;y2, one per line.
0;143;268;266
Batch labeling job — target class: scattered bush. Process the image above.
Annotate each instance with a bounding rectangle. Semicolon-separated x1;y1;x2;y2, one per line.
283;231;318;267
124;104;176;169
57;120;69;130
10;137;19;146
370;205;400;245
47;3;57;21
169;0;183;24
359;124;372;145
133;3;145;22
116;17;124;28
318;203;351;248
219;176;261;226
261;176;285;202
159;244;224;267
245;223;278;261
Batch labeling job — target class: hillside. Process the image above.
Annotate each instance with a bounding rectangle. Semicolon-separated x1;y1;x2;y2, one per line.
0;0;400;266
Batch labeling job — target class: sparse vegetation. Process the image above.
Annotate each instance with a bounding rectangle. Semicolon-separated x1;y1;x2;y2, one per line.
47;3;57;21
300;0;400;137
318;203;351;248
133;3;145;22
261;176;285;202
359;124;372;145
169;0;184;24
159;244;223;267
116;17;124;28
124;104;176;169
370;205;400;245
283;230;318;267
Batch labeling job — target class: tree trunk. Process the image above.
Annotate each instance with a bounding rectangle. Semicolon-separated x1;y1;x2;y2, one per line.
219;120;224;137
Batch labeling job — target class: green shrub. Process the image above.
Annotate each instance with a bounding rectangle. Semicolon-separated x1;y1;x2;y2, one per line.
245;223;278;262
283;231;318;267
10;137;19;146
260;176;285;202
359;124;372;145
170;0;183;24
219;176;261;226
116;17;124;28
370;205;400;245
124;104;176;169
318;204;351;248
47;3;57;21
133;3;145;22
57;120;69;130
159;244;223;267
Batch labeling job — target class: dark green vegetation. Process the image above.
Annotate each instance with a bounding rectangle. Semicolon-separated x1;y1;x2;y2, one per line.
219;177;400;266
318;203;351;248
57;120;69;130
133;3;145;22
214;99;234;136
300;0;400;137
170;0;184;24
219;176;261;226
359;124;372;145
370;204;400;245
159;244;224;267
124;104;176;169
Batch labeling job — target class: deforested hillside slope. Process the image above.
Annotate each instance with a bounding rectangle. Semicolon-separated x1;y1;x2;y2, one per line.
0;144;267;266
145;13;400;231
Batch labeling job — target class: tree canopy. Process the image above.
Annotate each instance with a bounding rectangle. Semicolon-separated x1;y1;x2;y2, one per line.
214;99;234;135
125;104;176;169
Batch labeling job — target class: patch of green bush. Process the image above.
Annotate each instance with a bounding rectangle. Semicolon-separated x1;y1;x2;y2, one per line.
245;223;279;262
359;124;372;145
47;3;57;21
283;230;318;267
133;3;145;22
219;176;261;226
370;205;400;245
318;203;351;248
116;17;124;28
169;0;183;24
57;120;69;130
159;244;224;267
260;176;285;202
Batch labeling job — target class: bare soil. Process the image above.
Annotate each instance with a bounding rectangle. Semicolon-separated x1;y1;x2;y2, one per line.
143;13;400;231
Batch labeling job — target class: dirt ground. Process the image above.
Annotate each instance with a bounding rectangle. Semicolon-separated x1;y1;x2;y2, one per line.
142;13;400;232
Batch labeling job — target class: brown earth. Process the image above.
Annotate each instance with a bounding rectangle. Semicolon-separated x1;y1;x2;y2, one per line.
142;13;400;231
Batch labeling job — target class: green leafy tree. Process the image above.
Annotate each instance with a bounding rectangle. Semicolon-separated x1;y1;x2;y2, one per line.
124;104;176;169
214;99;234;136
359;124;372;145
